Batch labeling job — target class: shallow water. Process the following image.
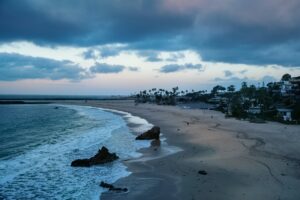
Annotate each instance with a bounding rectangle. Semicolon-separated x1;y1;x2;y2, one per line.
0;104;152;200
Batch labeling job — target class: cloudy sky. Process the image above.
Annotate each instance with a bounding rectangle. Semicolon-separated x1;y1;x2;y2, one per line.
0;0;299;95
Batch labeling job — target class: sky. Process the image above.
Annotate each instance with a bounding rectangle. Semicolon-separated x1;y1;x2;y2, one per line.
0;0;300;95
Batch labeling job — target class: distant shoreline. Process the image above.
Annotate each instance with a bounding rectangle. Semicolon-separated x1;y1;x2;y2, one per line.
0;95;132;101
0;96;132;104
0;100;51;104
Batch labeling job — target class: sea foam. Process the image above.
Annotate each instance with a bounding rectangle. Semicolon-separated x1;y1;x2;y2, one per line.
0;105;152;199
0;104;181;200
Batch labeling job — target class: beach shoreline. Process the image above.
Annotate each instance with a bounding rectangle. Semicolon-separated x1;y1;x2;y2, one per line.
59;100;300;200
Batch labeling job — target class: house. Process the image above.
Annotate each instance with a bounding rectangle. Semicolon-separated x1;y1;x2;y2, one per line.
290;76;300;98
208;96;228;104
279;81;293;96
277;108;293;121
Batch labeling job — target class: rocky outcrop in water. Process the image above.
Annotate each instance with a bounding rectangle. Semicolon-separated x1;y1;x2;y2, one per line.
71;146;119;167
136;126;160;140
198;170;208;175
100;181;128;192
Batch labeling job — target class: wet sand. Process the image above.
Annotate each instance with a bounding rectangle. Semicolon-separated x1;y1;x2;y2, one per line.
62;100;300;200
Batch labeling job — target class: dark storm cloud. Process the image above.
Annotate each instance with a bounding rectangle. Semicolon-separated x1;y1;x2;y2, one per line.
185;0;300;66
90;63;138;74
82;46;125;60
0;0;192;45
0;53;87;81
224;70;233;77
0;52;137;81
138;51;163;62
138;51;185;62
90;63;125;74
1;0;300;66
99;46;123;58
165;53;185;62
159;64;181;73
82;49;98;60
159;63;203;73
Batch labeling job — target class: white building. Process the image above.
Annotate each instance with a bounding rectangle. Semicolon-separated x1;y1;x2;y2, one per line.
247;106;261;114
277;108;293;121
280;81;293;96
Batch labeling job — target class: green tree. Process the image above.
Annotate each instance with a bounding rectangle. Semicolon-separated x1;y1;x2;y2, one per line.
241;82;248;89
211;85;226;95
227;85;235;92
230;94;247;119
281;73;291;81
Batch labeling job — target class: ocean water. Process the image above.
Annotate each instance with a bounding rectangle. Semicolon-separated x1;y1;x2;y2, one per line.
0;104;153;200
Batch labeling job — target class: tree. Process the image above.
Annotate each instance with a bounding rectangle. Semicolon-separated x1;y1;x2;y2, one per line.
281;73;291;81
256;87;272;112
241;82;248;89
292;102;300;121
172;86;179;96
227;85;235;92
230;94;247;119
248;85;256;98
168;86;179;105
240;82;256;98
211;85;226;95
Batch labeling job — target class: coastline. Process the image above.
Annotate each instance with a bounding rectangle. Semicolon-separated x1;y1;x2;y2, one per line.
91;106;183;199
1;104;140;199
59;100;300;200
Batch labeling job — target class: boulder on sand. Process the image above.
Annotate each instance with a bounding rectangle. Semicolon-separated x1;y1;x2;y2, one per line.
151;139;161;147
198;170;208;175
71;146;119;167
100;181;128;192
135;126;160;140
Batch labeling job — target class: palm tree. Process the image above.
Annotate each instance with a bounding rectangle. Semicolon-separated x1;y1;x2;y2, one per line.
227;85;235;92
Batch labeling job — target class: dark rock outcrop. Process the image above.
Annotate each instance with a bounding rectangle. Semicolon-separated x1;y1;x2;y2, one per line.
151;139;161;147
136;126;160;140
71;159;91;167
71;146;119;167
198;170;208;175
100;181;128;192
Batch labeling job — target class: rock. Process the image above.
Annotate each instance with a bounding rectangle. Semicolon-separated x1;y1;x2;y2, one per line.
136;126;160;140
89;146;119;165
100;181;128;192
198;170;208;175
71;159;91;167
71;146;119;167
100;181;114;190
151;139;161;147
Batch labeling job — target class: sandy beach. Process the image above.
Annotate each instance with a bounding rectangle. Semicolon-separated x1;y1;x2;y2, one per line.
62;100;300;200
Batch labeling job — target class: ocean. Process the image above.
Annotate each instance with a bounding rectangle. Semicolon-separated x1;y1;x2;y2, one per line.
0;104;153;199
